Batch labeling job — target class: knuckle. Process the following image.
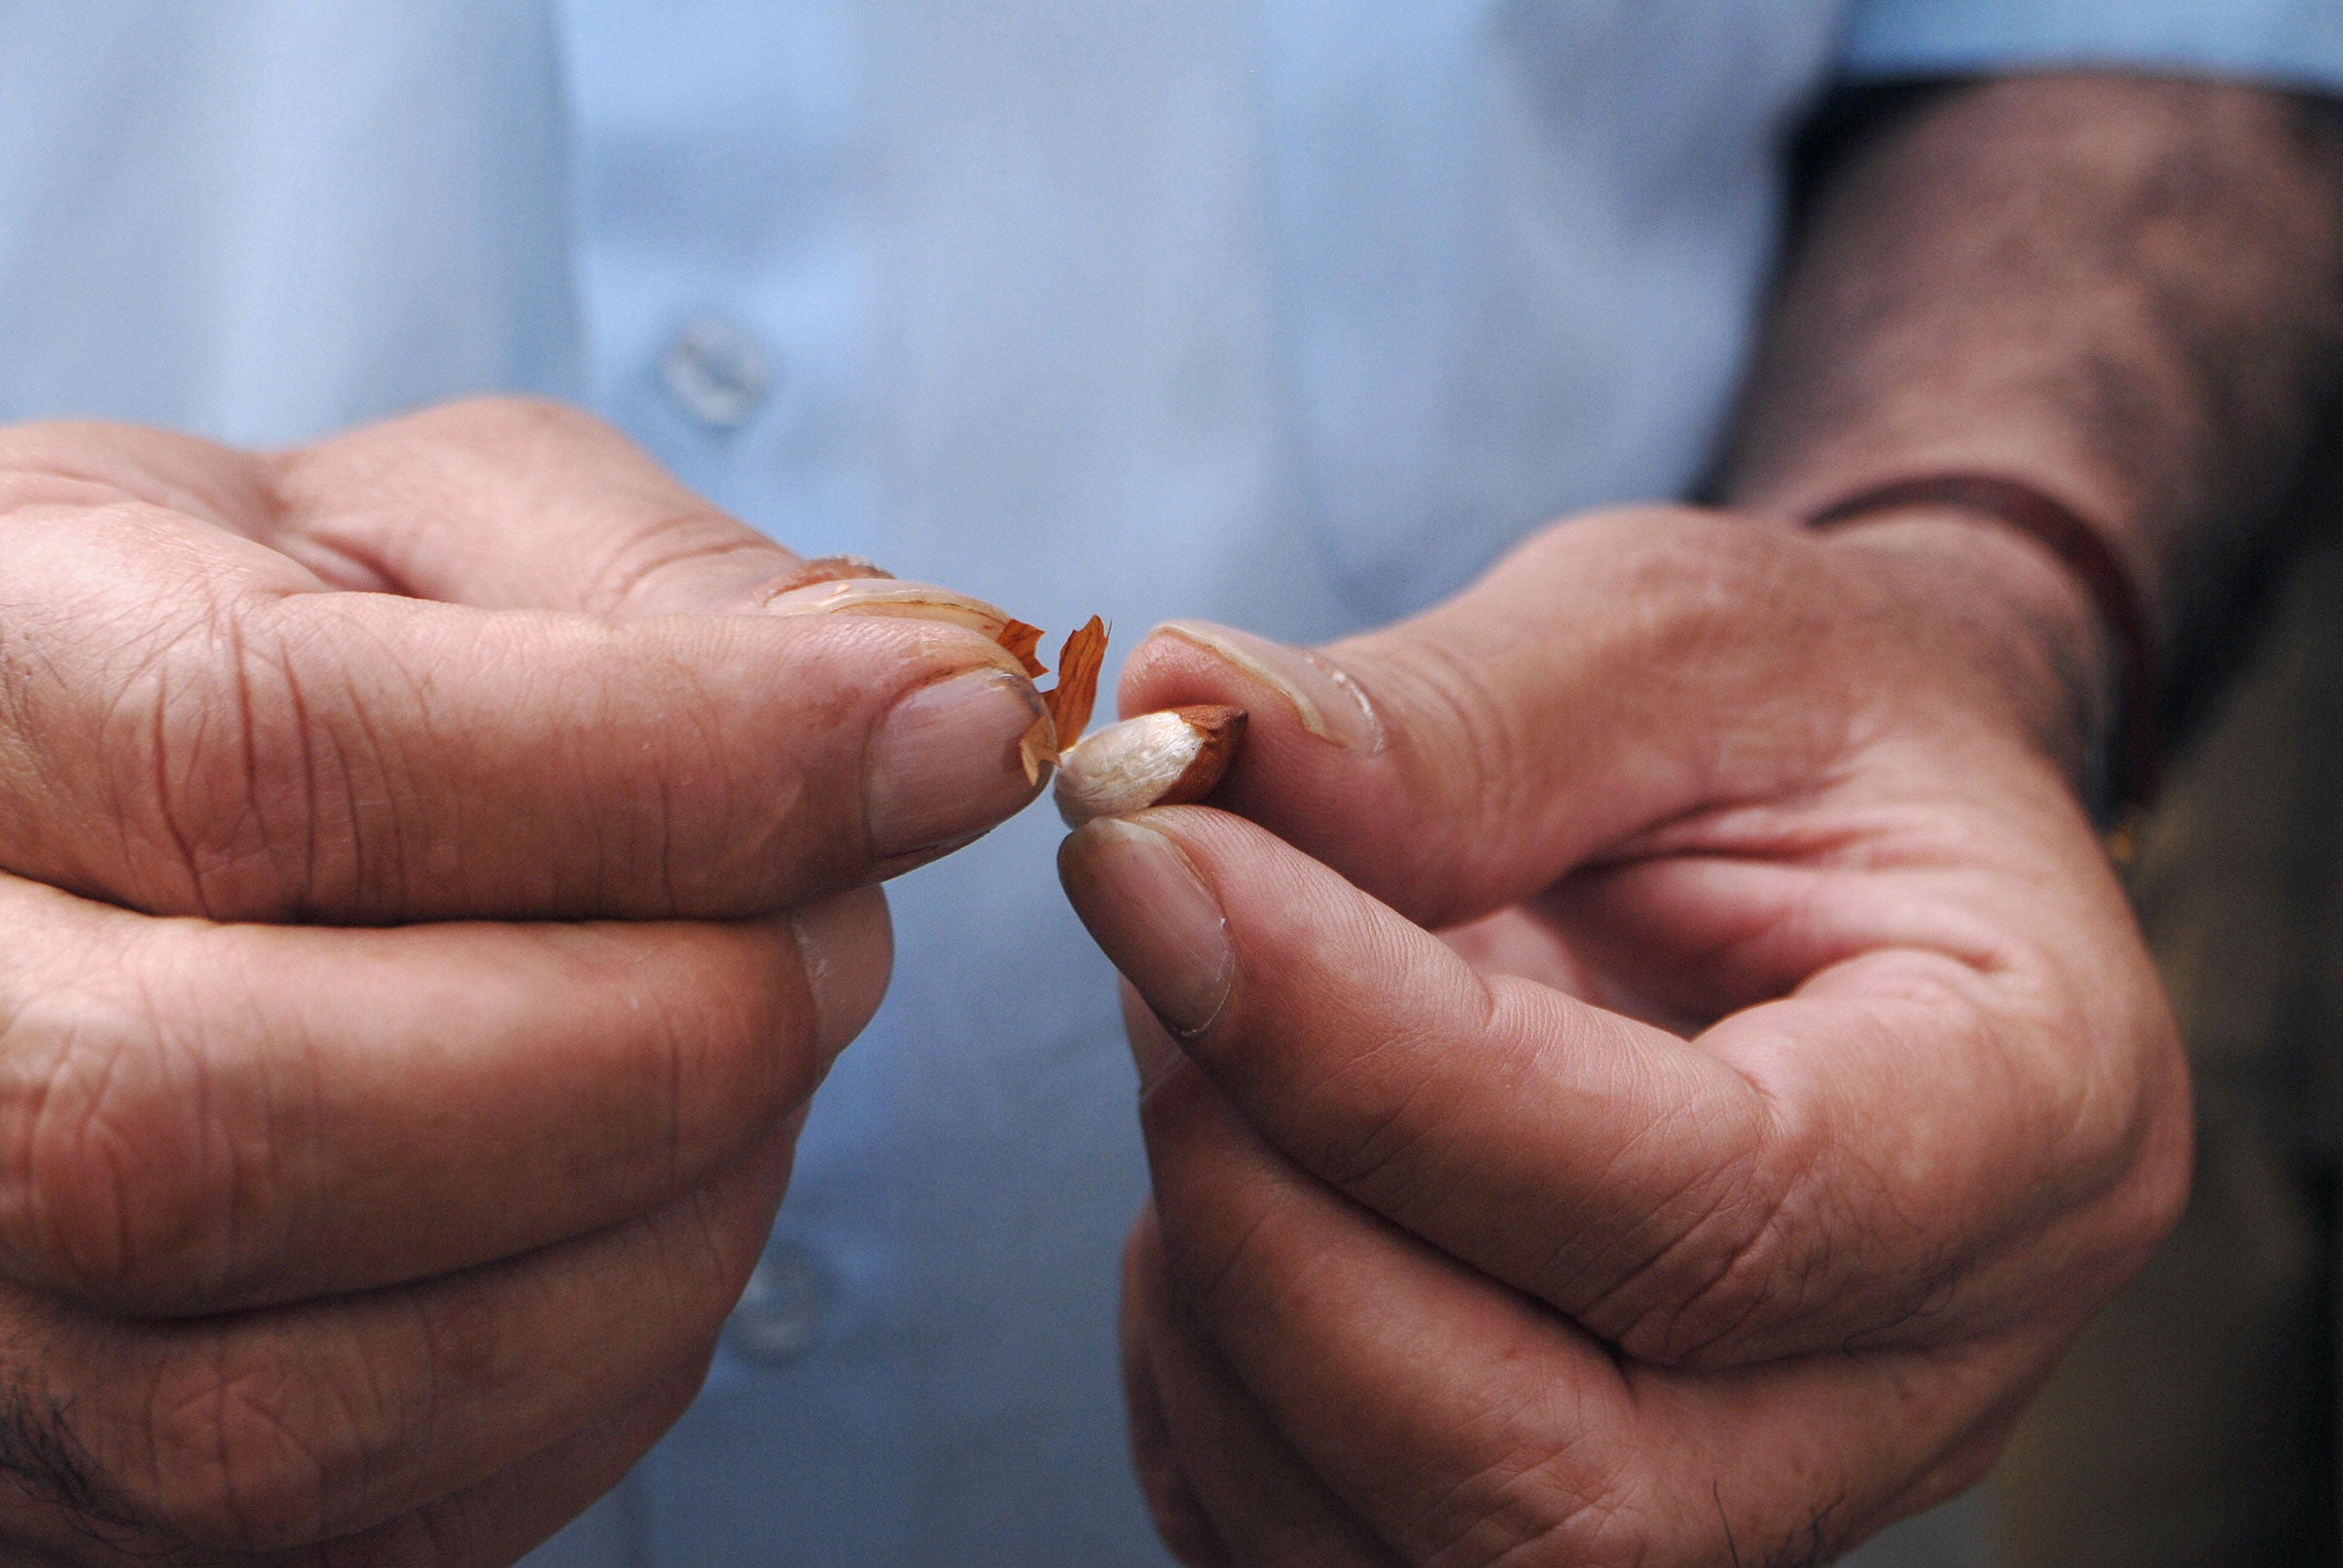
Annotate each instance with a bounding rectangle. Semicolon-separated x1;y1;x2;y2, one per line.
0;494;356;922
573;501;772;619
1410;1443;1638;1568
97;588;323;921
399;399;752;606
138;1347;355;1551
1579;1113;1811;1369
155;594;437;922
416;392;605;454
0;980;252;1307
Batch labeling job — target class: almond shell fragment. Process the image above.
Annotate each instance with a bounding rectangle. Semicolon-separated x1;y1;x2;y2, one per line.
1044;616;1108;745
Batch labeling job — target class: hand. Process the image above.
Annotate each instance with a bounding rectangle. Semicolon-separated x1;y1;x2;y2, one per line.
0;399;1048;1563
1059;506;2190;1566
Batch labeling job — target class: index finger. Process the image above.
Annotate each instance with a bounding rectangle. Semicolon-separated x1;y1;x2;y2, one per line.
0;869;880;1312
0;412;1051;921
1061;806;2140;1368
264;397;826;615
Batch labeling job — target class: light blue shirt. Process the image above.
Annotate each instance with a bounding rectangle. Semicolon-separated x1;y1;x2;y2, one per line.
0;5;2335;1564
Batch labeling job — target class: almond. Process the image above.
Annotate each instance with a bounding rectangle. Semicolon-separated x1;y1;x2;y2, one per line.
1055;705;1246;827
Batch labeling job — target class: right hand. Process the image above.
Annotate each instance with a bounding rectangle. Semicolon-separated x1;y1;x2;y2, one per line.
0;398;1049;1564
1071;508;2188;1566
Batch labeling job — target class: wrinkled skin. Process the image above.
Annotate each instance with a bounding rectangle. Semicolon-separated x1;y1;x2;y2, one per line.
1061;508;2191;1567
0;398;1045;1564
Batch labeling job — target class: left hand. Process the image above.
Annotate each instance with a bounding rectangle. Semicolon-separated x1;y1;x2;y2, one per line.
1058;506;2190;1566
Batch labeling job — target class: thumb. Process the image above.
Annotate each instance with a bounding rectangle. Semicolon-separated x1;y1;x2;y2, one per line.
1116;508;1862;928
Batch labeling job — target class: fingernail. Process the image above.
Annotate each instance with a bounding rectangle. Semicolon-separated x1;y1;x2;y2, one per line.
865;670;1050;859
1154;622;1382;753
1057;818;1233;1040
790;885;894;1070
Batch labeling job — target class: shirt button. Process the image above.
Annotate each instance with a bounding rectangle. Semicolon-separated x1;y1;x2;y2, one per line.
660;315;772;431
724;1240;830;1368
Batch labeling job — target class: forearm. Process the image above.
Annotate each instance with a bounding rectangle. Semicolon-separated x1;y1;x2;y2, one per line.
1725;74;2343;782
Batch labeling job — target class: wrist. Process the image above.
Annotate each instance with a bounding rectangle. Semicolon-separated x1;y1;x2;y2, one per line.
1812;507;2119;807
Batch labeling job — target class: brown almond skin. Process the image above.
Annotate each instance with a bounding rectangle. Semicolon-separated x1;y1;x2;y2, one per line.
1153;705;1246;806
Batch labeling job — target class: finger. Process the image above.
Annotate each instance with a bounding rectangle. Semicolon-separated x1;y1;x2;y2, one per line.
265;397;823;614
1126;1208;1404;1568
17;1120;794;1554
2;400;812;614
1140;1060;2010;1568
0;870;883;1312
0;1346;718;1568
1123;1223;1237;1568
1064;812;1793;1365
1063;809;2152;1366
0;488;1045;919
1112;508;2054;929
280;1345;718;1568
1499;839;2185;1347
